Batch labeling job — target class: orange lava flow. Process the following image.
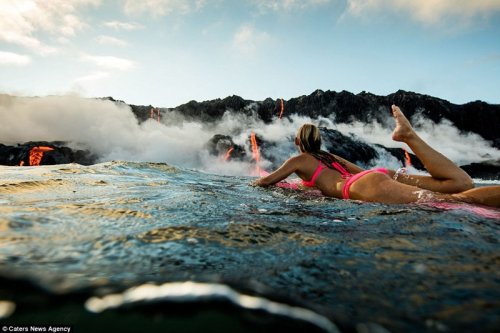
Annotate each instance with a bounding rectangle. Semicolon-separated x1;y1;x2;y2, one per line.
28;146;54;166
223;147;234;161
150;107;160;123
403;148;412;168
250;132;261;174
278;98;284;119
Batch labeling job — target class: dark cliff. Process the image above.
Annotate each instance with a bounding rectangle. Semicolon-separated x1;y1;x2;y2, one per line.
166;90;500;148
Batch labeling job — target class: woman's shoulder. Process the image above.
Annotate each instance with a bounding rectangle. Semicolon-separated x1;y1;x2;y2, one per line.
290;153;314;162
282;153;312;166
292;153;322;169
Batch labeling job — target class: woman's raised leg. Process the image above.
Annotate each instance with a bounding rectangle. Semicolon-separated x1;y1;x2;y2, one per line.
390;105;473;193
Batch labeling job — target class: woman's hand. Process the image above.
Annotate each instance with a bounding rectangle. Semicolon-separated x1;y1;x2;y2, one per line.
250;178;265;187
250;156;300;187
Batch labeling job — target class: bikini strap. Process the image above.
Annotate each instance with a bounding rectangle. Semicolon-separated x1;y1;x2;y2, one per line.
310;163;327;184
331;162;352;179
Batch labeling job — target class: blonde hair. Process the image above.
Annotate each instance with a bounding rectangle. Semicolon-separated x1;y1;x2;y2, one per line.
296;123;346;170
296;124;321;153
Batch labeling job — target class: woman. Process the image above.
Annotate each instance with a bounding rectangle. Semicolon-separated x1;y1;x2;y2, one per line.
254;105;500;208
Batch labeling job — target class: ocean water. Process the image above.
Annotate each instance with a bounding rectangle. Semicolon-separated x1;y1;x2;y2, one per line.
0;162;499;333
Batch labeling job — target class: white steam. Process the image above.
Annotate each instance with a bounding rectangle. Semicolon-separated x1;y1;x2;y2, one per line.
0;94;498;177
0;94;211;166
333;115;500;166
0;95;311;175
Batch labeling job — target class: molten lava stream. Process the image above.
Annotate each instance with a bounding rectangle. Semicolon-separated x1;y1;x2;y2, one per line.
223;147;234;161
19;146;55;166
250;132;261;175
278;98;284;119
403;148;412;168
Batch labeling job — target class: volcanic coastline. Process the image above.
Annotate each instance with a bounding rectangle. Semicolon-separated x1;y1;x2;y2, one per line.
1;89;499;179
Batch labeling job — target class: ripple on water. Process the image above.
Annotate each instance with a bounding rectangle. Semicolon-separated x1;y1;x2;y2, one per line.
1;162;499;333
137;222;326;247
0;179;71;194
57;203;152;219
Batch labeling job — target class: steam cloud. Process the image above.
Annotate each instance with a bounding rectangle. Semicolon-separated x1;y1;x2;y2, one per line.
0;94;498;176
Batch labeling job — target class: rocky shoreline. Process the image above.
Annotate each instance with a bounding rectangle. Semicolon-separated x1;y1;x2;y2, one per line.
1;90;499;179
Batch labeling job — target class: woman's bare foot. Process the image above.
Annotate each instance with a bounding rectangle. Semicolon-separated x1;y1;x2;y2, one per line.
391;105;415;142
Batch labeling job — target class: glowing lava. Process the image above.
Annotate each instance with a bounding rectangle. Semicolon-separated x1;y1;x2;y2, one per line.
19;146;55;166
223;147;234;161
278;98;284;119
150;107;160;122
403;148;412;168
250;132;261;174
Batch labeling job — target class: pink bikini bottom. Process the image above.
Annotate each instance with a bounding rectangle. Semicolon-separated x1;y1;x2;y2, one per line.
342;168;388;199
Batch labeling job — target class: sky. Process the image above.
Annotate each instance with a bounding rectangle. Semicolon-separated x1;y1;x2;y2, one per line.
0;0;499;108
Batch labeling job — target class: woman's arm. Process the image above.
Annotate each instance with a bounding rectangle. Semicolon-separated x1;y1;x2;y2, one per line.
253;156;301;186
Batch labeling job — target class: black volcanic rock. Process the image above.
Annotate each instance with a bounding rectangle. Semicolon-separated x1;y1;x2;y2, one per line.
129;103;159;123
175;95;255;122
206;135;246;161
0;142;97;166
320;128;379;165
287;90;387;123
381;147;425;170
460;160;500;180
